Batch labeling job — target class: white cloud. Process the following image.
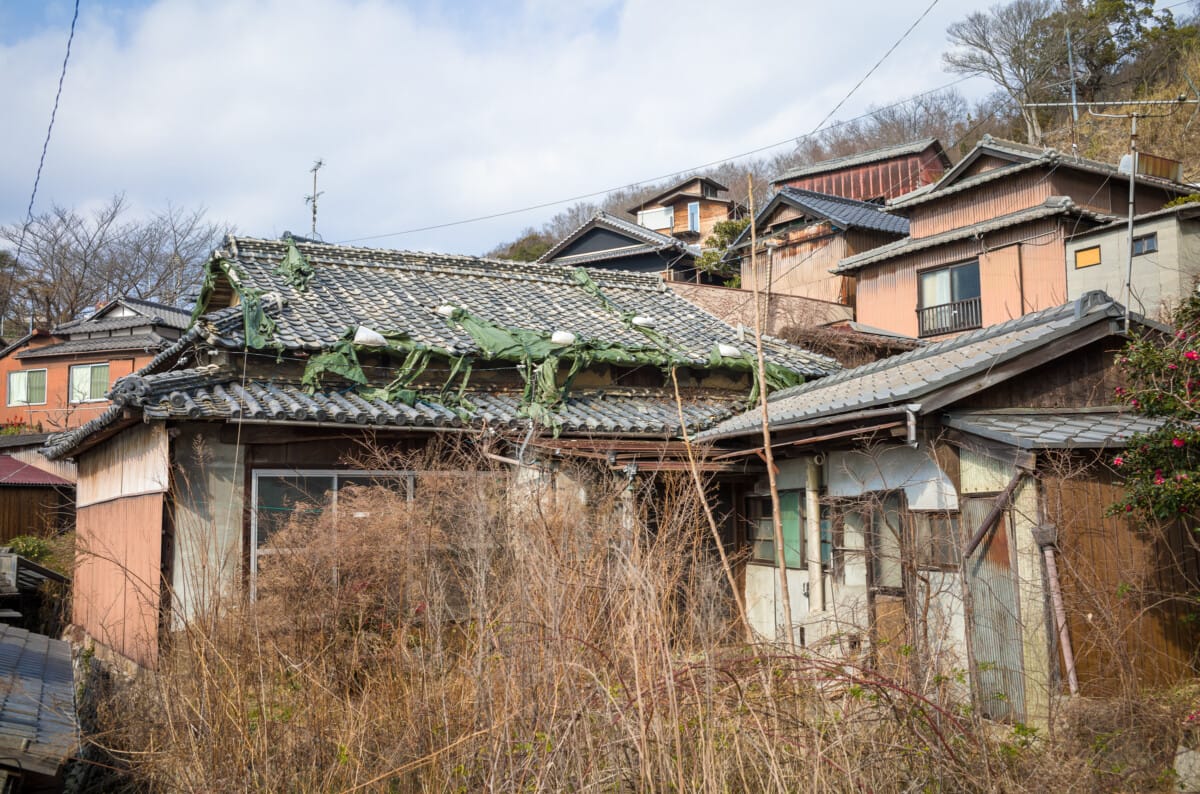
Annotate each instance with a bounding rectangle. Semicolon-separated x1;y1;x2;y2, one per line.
0;0;991;255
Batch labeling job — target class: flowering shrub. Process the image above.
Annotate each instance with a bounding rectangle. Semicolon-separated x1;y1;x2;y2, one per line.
1111;293;1200;518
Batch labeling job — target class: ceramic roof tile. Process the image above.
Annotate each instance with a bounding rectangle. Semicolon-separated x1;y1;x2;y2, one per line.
699;292;1128;441
943;410;1167;449
0;625;76;776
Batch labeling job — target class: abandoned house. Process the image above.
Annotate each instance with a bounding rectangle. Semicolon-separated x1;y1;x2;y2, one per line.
44;235;838;669
837;136;1194;340
698;291;1200;722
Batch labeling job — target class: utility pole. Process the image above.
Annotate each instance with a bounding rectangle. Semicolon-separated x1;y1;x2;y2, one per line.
1025;95;1199;333
305;159;325;238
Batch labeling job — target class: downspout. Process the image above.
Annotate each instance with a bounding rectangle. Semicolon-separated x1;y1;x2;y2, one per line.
906;404;920;448
806;457;824;613
1033;523;1080;695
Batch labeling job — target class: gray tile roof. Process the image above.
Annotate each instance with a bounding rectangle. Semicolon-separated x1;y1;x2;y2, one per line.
54;296;191;333
943;409;1166;449
16;333;170;359
834;197;1116;273
41;366;744;458
773;138;946;184
774;188;910;235
0;625;76;777
204;237;832;376
538;211;699;265
699;291;1128;441
888;135;1192;210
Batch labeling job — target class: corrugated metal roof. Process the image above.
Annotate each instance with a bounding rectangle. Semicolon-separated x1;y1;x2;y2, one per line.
0;625;76;777
834;197;1116;273
0;455;71;487
943;409;1166;449
698;291;1128;441
773;138;945;183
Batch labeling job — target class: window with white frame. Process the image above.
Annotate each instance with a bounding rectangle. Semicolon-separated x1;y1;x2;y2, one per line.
687;201;700;233
636;206;673;231
69;363;110;403
7;369;47;407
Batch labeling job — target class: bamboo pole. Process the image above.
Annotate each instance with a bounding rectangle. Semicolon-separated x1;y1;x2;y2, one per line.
747;176;795;644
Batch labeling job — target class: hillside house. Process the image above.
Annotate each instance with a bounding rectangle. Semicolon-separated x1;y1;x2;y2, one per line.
724;187;910;305
0;297;191;432
836;136;1194;340
1066;201;1200;319
626;177;743;243
699;292;1199;722
772;138;952;202
45;236;837;669
537;211;703;280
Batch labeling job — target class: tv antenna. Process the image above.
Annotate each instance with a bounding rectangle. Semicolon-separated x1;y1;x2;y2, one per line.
304;159;325;238
1026;83;1200;332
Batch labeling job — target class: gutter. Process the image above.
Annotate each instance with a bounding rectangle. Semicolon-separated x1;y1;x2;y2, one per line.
701;403;922;444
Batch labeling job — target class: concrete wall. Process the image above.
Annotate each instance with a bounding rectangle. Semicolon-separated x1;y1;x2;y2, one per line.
667;283;852;336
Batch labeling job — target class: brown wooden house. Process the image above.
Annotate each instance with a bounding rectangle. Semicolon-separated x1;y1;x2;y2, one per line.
772;138;952;202
44;235;837;669
699;292;1198;722
837;136;1194;340
626;177;743;243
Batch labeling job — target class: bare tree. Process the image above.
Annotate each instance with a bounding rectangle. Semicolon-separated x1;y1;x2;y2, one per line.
943;0;1061;144
0;195;230;329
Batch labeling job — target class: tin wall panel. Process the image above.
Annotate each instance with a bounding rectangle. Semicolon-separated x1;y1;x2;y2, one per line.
78;423;168;508
909;174;1054;238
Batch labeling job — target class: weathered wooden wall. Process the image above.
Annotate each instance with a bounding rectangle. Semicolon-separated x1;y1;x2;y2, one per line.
74;423;169;669
1042;466;1200;694
0;486;71;541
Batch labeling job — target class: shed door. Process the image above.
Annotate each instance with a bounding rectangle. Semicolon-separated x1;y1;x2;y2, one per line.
963;497;1026;721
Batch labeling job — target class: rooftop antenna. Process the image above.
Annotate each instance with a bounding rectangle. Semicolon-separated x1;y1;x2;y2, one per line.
1066;27;1080;160
304;159;325;238
1026;89;1199;333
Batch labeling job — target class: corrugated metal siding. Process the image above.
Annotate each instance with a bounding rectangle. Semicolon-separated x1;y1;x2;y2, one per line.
778;150;944;201
0;487;71;541
77;423;168;508
909;174;1054;238
1015;226;1068;310
856;259;921;337
756;235;848;302
1042;469;1200;694
963;496;1026;720
74;492;163;669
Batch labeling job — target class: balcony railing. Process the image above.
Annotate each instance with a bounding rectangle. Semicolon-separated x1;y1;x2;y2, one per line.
917;296;982;337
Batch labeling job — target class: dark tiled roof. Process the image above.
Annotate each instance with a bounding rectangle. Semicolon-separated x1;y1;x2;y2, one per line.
16;333;169;359
729;189;909;255
888;135;1192;210
0;332;40;360
54;296;191;333
538;211;699;265
42;365;743;458
773;138;947;183
202;237;831;376
0;625;76;777
943;409;1166;449
834;197;1116;273
0;455;71;486
0;433;50;450
699;292;1129;441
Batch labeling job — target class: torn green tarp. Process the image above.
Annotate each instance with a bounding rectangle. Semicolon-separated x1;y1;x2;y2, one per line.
240;289;280;351
275;236;314;292
302;338;370;390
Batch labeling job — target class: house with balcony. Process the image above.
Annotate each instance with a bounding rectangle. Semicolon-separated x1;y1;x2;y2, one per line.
1065;200;1200;320
626;177;742;243
772;138;952;202
834;136;1194;340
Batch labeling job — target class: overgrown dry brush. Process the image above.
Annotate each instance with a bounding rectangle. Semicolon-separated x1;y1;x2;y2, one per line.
84;445;1191;792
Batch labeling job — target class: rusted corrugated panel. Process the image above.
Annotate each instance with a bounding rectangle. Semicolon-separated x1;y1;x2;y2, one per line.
780;152;942;202
77;423;168;508
963;496;1026;721
1016;226;1068;311
74;492;163;669
1045;469;1200;694
856;259;921;337
909;173;1054;238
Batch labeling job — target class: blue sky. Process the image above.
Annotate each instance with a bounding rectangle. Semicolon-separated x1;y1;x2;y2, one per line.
1;0;993;255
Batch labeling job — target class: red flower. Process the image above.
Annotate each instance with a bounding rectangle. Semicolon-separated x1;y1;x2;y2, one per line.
1155;469;1166;485
1169;363;1179;370
1174;437;1186;448
1187;351;1199;361
1113;456;1125;467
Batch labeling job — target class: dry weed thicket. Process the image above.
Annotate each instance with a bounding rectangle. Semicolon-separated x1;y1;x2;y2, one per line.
86;443;1190;792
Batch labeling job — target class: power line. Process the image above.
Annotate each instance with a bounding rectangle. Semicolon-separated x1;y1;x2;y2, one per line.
6;0;81;332
339;47;970;246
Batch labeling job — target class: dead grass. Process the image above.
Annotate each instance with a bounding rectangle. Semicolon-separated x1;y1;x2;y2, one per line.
80;444;1192;792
